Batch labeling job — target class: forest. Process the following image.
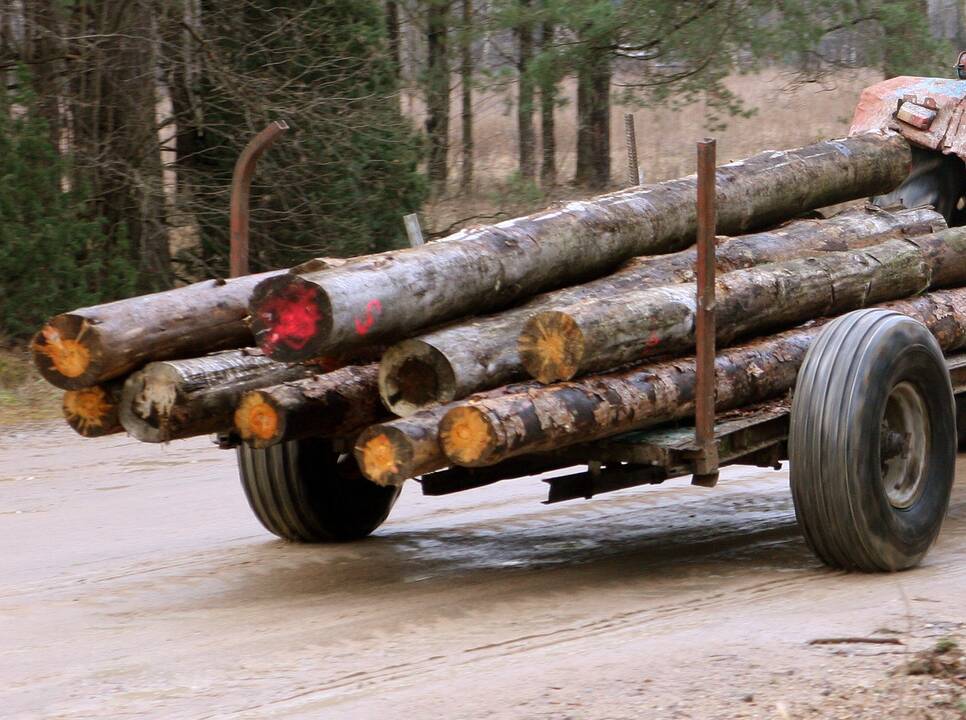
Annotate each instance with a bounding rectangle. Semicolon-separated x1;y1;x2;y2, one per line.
0;0;952;339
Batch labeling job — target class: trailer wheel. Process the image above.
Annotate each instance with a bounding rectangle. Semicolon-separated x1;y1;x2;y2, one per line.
237;438;400;543
789;309;955;571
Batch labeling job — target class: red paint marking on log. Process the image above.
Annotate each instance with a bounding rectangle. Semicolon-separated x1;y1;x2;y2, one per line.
354;299;382;336
645;332;661;348
258;285;322;352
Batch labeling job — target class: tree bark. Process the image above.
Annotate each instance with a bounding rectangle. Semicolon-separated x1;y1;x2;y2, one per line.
32;271;285;389
386;1;401;79
519;226;966;383
516;0;535;180
251;133;911;362
438;288;966;468
234;364;385;448
460;0;473;192
355;408;451;486
63;382;125;438
119;349;316;443
353;379;536;485
68;0;171;292
378;206;941;415
426;0;450;193
23;0;62;146
539;13;556;187
575;42;610;189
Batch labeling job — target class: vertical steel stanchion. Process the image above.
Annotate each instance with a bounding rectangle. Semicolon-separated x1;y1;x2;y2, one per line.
624;114;640;186
693;138;719;487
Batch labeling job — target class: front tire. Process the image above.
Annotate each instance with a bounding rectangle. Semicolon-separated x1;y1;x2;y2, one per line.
237;438;400;542
789;309;955;571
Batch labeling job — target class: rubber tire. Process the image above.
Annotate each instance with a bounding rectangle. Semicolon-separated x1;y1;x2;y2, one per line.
873;146;966;226
237;438;400;542
789;309;955;572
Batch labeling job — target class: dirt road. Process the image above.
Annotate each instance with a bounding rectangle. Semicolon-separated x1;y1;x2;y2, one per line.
1;423;963;719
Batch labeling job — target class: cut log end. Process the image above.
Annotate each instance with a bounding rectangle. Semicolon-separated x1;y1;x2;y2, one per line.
250;275;332;361
118;367;180;443
379;340;457;416
354;427;414;487
234;391;283;448
518;311;584;383
63;385;122;437
439;405;499;467
32;317;101;389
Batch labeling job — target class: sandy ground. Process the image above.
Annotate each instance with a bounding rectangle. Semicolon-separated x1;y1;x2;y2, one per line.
0;423;963;719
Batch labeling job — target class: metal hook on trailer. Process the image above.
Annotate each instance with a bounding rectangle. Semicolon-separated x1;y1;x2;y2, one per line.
229;120;290;278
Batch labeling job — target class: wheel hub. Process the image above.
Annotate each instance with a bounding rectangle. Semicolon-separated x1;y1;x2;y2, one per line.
880;382;929;509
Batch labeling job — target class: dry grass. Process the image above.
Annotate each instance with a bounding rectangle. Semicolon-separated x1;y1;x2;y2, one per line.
0;345;62;426
415;67;884;233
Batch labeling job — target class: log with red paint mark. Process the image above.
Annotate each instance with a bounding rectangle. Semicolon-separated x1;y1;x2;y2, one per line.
518;225;966;383
250;133;911;363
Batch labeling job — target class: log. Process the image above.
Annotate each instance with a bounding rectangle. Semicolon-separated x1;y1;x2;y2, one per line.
31;257;349;391
63;382;124;438
354;380;547;486
119;349;316;442
379;205;943;415
251;133;911;362
234;364;385;448
519;226;966;383
355;410;448;487
31;272;279;390
439;289;966;468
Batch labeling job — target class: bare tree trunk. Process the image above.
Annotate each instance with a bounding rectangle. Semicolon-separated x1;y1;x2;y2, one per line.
68;0;171;292
234;364;385;448
516;0;535;180
377;207;944;415
520;227;966;383
249;133;911;361
426;0;450;193
119;349;316;443
459;0;473;192
575;42;610;188
439;289;966;468
23;0;62;146
63;382;125;438
386;1;401;79
32;270;284;389
539;13;556;187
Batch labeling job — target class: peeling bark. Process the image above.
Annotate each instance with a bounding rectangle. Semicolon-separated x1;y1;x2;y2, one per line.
32;271;282;390
520;225;966;382
379;206;941;415
119;349;315;443
438;289;966;468
234;364;385;449
251;133;912;362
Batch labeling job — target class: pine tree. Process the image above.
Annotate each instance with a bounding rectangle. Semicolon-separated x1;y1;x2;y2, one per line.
0;72;136;338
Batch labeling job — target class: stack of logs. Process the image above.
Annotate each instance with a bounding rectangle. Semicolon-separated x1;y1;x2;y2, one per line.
32;132;966;493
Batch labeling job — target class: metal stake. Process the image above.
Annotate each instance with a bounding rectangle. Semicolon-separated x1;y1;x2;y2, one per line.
693;138;719;487
403;213;426;247
229;120;289;278
624;114;640;186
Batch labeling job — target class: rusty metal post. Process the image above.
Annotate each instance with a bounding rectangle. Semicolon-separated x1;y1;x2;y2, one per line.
229;120;290;278
693;138;719;487
624;114;640;186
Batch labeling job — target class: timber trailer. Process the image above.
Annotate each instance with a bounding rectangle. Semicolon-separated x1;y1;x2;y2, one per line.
233;65;966;572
